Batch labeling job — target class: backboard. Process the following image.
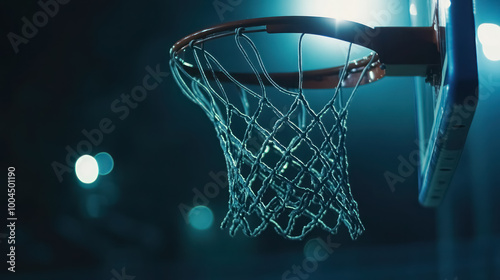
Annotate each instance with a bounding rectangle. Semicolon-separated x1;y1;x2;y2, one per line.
412;0;478;207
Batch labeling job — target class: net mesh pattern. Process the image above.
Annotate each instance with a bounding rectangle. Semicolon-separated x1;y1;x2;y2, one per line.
170;29;372;240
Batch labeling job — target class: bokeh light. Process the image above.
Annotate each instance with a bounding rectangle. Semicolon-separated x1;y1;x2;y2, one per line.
188;206;214;230
481;45;500;61
478;23;500;61
95;152;114;175
75;155;99;184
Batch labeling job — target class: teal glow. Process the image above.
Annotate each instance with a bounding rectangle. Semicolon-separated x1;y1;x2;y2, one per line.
304;238;323;259
86;194;108;218
188;206;214;230
95;152;114;175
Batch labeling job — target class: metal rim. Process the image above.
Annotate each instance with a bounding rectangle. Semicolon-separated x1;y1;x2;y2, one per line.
170;16;440;89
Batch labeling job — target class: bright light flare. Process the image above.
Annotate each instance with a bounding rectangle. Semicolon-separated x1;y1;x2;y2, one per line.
481;45;500;61
298;0;366;24
443;0;451;9
478;23;500;61
75;155;99;184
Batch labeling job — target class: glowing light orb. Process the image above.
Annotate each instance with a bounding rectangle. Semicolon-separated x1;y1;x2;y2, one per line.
478;23;500;61
188;206;214;230
75;155;99;184
482;45;500;61
478;23;500;46
95;152;114;175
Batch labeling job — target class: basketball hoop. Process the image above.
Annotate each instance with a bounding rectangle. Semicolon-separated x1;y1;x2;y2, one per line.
170;16;442;240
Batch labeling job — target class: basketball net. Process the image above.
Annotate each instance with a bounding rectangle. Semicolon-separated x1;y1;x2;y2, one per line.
170;28;373;240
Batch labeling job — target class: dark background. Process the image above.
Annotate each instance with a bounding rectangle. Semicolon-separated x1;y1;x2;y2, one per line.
1;0;500;279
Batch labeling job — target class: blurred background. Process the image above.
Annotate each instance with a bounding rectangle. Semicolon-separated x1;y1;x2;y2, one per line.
1;0;499;279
